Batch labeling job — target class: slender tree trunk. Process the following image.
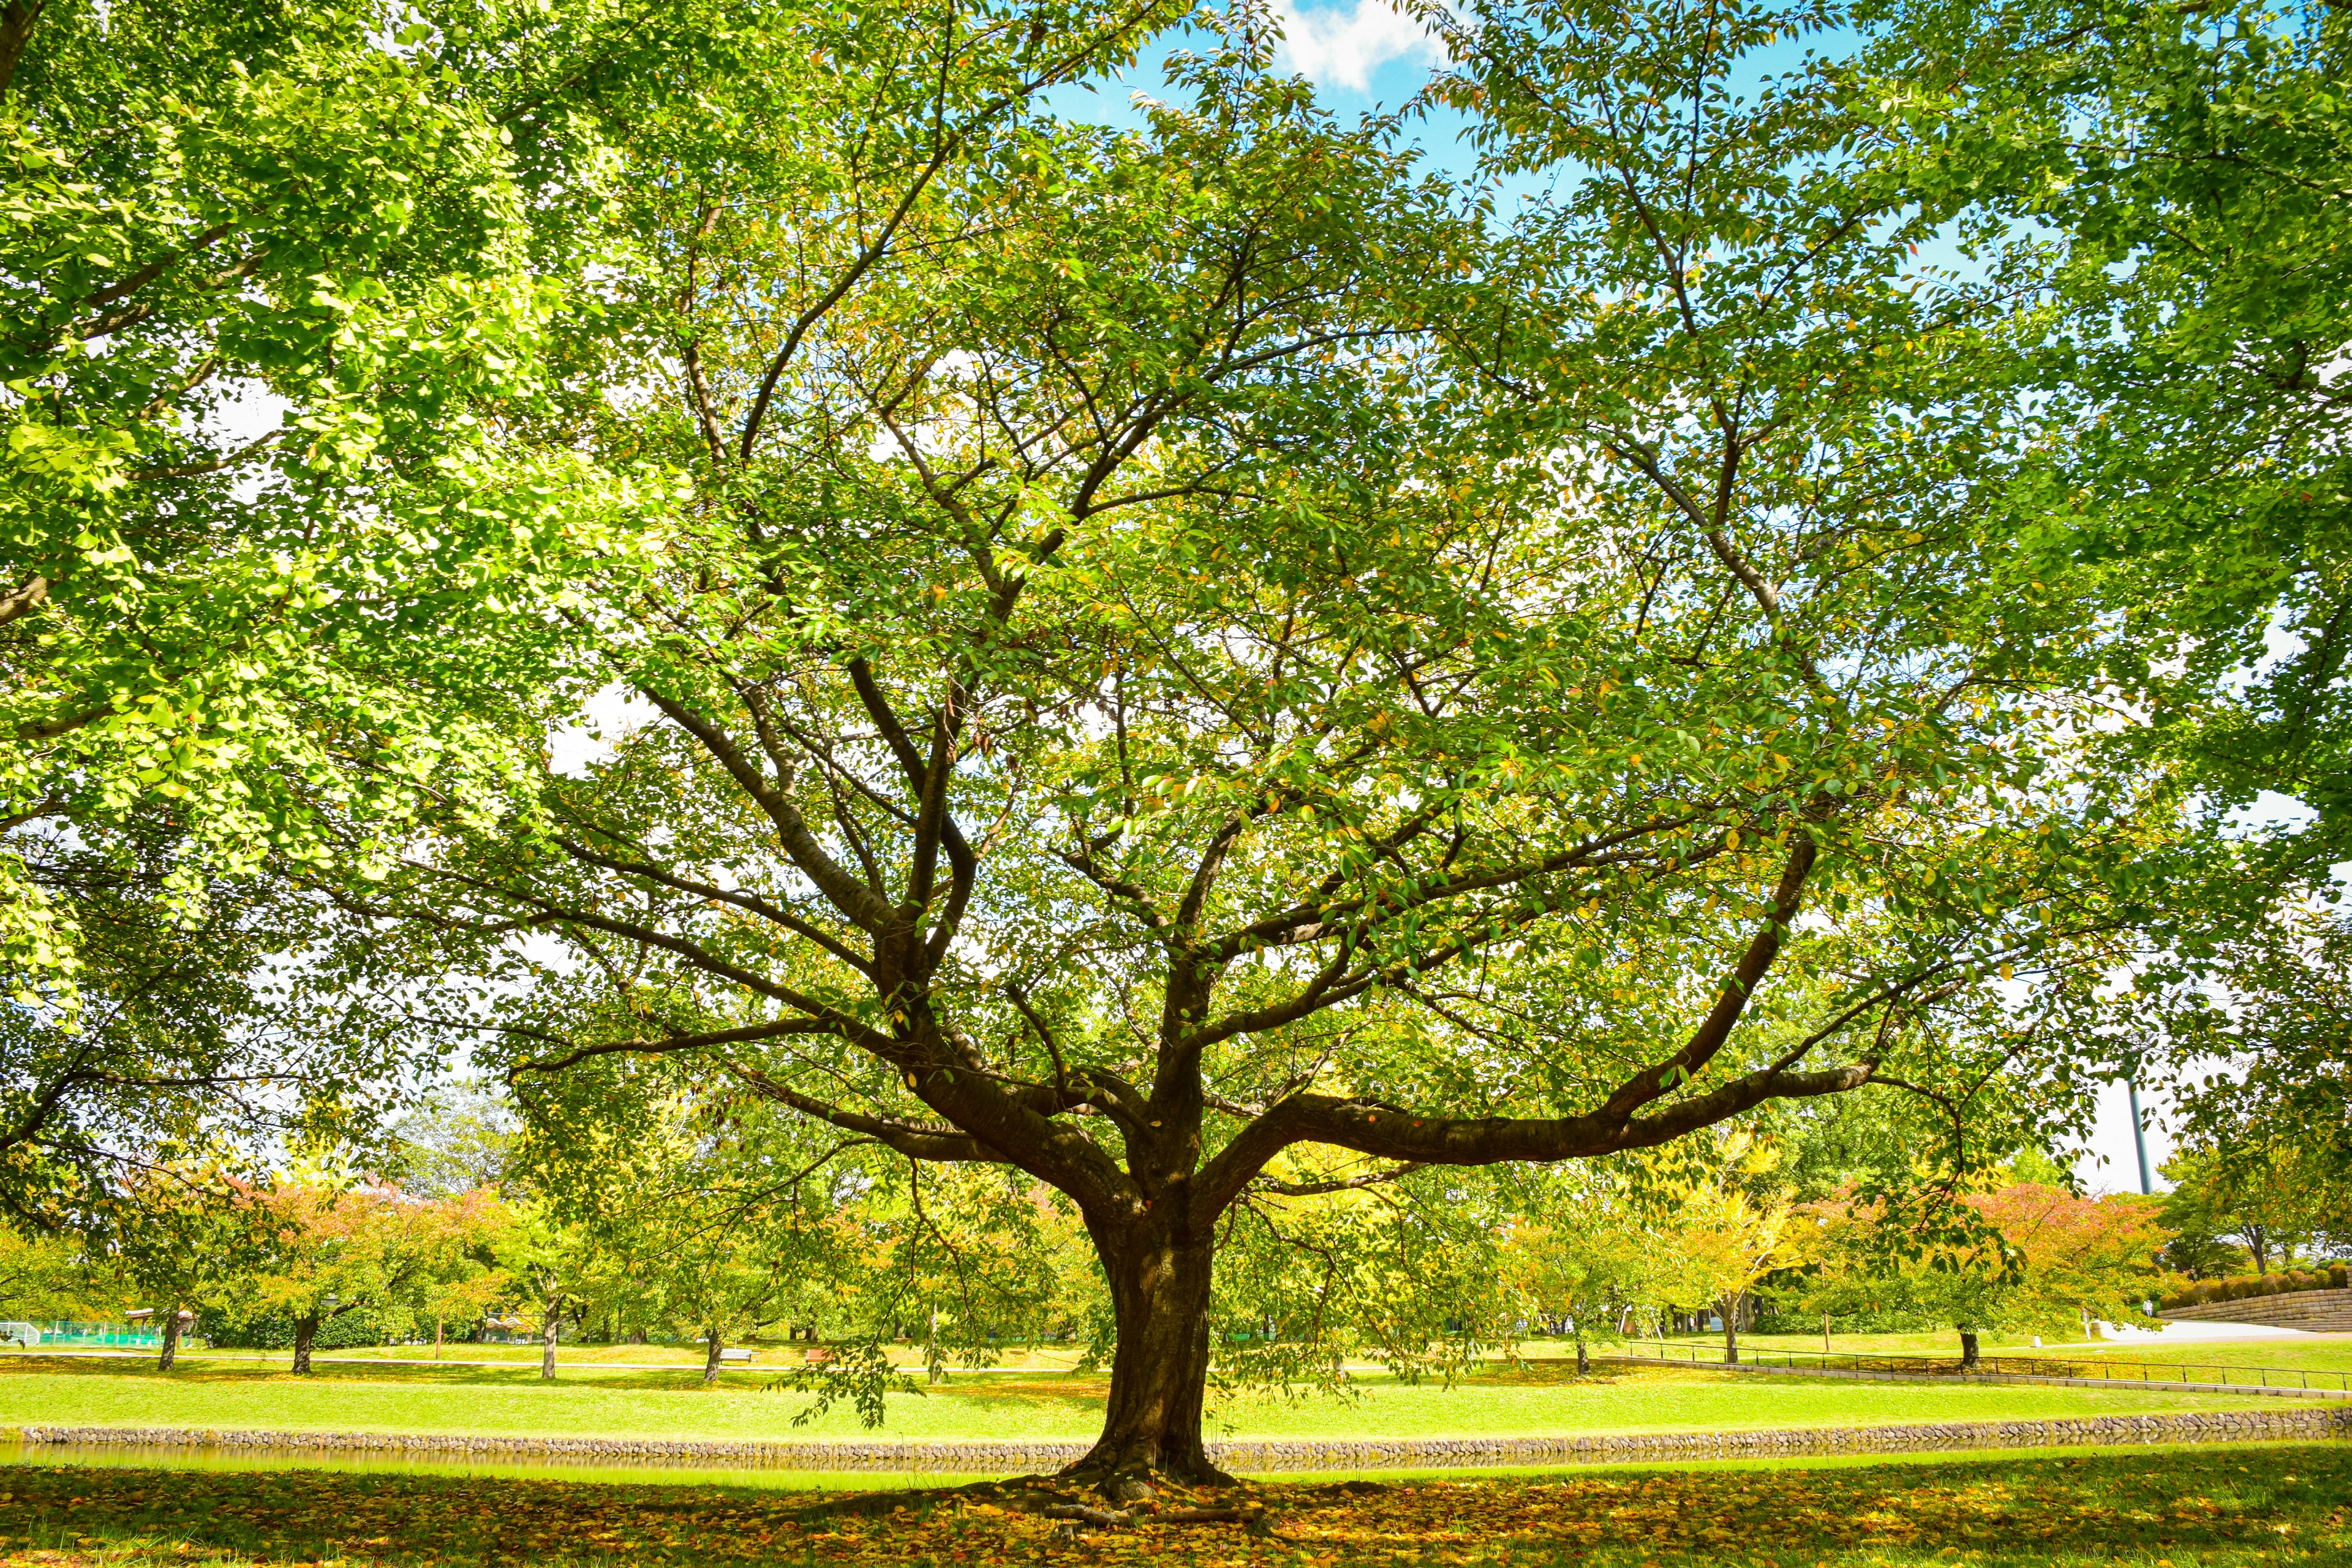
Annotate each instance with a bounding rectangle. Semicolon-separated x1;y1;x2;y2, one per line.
703;1329;724;1384
1573;1325;1590;1374
1958;1329;1980;1370
541;1300;561;1381
1721;1293;1740;1365
1064;1216;1223;1493
156;1306;182;1373
292;1313;320;1375
1823;1311;1832;1354
435;1316;443;1360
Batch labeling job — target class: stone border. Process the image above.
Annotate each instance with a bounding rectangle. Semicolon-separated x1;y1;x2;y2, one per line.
10;1407;2347;1474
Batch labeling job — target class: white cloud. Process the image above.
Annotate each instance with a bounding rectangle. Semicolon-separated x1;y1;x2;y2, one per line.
1270;0;1442;95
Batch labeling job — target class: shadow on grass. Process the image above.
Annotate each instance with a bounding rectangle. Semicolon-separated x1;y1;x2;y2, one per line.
1;1445;2347;1567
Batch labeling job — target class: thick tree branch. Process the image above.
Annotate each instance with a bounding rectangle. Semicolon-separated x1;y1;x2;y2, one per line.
636;683;899;933
721;1060;1008;1164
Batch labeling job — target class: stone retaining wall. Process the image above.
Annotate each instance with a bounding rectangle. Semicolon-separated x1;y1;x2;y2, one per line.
2162;1289;2352;1333
12;1406;2348;1474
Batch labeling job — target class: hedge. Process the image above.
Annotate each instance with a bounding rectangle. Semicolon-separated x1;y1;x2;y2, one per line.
2159;1264;2350;1312
202;1307;387;1351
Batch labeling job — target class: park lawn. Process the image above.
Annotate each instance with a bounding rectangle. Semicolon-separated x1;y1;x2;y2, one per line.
164;1343;1095;1372
1;1444;2348;1567
1630;1331;2045;1359
1621;1335;2352;1384
0;1357;2283;1445
2027;1338;2352;1378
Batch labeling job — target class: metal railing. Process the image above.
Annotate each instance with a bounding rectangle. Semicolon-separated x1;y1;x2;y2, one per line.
1607;1340;2352;1393
0;1319;167;1349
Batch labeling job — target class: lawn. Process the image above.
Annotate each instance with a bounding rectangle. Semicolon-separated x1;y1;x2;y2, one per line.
1639;1333;2352;1367
1617;1335;2352;1387
0;1357;2283;1446
0;1444;2346;1567
67;1343;1093;1373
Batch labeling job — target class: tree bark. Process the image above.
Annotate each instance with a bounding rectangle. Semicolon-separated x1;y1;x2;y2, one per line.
292;1312;320;1374
541;1300;562;1381
1958;1329;1980;1370
1063;1216;1224;1491
1721;1292;1740;1365
1573;1327;1590;1374
703;1330;724;1384
156;1306;181;1373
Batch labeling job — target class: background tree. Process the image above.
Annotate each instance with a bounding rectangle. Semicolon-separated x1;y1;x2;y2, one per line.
381;1081;516;1201
92;1167;269;1370
2159;1146;2331;1278
0;1220;94;1322
487;1203;590;1383
247;1178;509;1373
1499;1199;1654;1373
1812;1182;2170;1365
1667;1184;1800;1366
0;836;427;1243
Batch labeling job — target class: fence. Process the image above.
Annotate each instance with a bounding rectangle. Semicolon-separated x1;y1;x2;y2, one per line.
1610;1340;2352;1393
0;1319;166;1349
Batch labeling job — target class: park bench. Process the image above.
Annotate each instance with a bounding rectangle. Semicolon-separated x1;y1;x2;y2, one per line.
717;1348;757;1363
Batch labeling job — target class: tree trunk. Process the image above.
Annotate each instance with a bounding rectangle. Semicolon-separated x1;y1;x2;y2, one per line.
1573;1327;1590;1374
1959;1329;1980;1370
292;1312;320;1374
1721;1293;1740;1365
541;1300;561;1381
435;1316;443;1360
1063;1217;1223;1493
703;1330;724;1384
156;1306;182;1373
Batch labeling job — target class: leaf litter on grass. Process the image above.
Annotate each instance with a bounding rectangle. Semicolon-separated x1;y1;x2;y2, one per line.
0;1447;2346;1567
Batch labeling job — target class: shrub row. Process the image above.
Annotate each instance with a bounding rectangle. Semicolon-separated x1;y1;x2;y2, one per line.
2160;1264;2349;1311
201;1308;387;1351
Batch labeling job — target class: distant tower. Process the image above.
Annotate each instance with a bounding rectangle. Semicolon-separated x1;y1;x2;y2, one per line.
2127;1081;2152;1195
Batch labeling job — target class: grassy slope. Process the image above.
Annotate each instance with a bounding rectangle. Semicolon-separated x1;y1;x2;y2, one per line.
0;1359;2282;1444
1;1444;2347;1567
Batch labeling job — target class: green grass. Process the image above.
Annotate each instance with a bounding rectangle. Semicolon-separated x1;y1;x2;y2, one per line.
1618;1333;2352;1385
0;1356;2285;1446
0;1443;2346;1567
2024;1339;2352;1377
1643;1331;2352;1363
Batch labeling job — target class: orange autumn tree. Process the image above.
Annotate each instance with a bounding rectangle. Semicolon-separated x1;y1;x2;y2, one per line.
1809;1182;2172;1365
249;1181;511;1373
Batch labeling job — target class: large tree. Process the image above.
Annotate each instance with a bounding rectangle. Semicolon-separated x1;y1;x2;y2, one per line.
308;0;2188;1494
